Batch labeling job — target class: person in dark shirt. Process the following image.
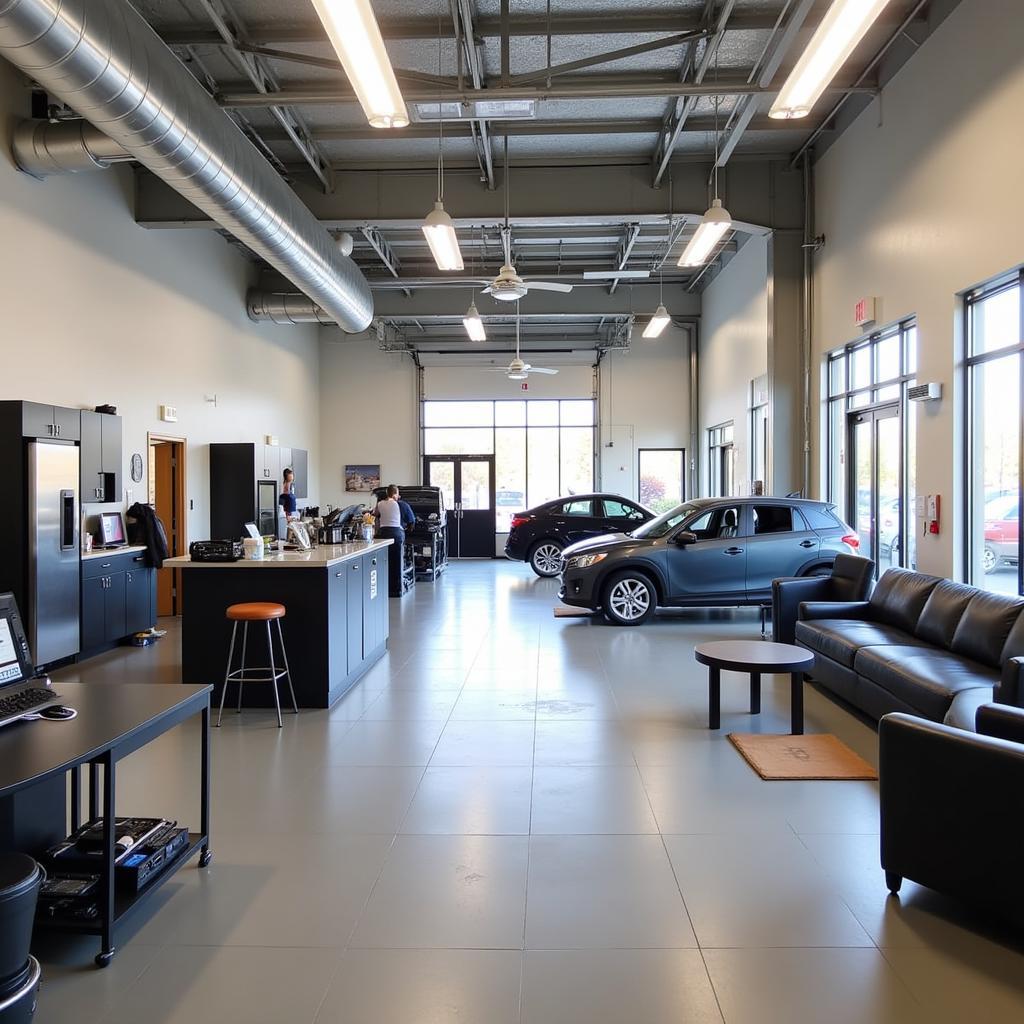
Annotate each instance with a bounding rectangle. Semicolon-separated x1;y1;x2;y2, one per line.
279;468;298;520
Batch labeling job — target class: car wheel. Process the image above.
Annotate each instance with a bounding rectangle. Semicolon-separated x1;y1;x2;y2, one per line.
602;571;656;626
802;564;833;578
983;545;999;574
529;540;564;578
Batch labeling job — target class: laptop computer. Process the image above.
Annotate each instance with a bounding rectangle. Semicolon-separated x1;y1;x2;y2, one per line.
0;592;62;728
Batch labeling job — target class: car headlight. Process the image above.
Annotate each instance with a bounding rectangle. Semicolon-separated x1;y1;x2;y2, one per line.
569;553;607;569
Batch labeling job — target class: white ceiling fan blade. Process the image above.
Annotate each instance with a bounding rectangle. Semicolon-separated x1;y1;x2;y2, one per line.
525;281;574;293
481;285;495;294
482;366;515;372
582;269;651;279
528;367;559;375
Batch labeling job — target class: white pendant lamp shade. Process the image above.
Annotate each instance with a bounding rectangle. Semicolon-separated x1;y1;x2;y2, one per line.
310;0;409;128
463;302;487;341
422;201;464;272
642;304;671;339
677;199;732;267
769;0;891;120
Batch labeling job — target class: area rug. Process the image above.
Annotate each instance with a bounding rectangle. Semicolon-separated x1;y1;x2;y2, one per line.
553;606;593;618
728;732;878;781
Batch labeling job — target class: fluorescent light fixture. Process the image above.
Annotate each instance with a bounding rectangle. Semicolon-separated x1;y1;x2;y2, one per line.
642;304;671;339
463;302;487;341
422;201;464;271
310;0;409;128
769;0;891;119
677;199;732;267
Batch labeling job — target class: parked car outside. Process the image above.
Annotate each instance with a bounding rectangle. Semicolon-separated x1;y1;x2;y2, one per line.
504;493;654;577
983;493;1019;574
558;496;861;625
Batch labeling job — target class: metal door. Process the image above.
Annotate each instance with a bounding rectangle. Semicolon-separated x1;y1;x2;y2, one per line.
848;404;902;571
424;456;496;558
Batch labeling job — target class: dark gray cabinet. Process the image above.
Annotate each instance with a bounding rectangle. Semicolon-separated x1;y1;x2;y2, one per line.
125;566;152;635
328;565;348;685
363;551;385;655
346;558;363;673
80;410;122;502
81;550;154;652
21;402;80;441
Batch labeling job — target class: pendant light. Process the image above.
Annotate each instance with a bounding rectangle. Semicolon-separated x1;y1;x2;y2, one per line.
678;61;731;268
422;20;463;271
463;302;486;341
643;269;670;339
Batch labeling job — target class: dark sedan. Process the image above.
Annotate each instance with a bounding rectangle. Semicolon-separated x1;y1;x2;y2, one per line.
504;494;654;577
558;497;860;625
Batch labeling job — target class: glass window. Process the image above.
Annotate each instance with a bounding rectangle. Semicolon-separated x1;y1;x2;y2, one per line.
752;505;793;534
427;461;455;512
560;400;595;426
495;428;526;531
423;427;494;455
804;504;842;530
638;449;685;513
876;333;900;383
970;285;1019;356
850;344;871;391
603;499;646;521
527;401;559;426
460;461;492;510
708;423;735;497
527;426;560;508
423;401;494;427
559;427;594;498
561;500;592;516
495;401;526;426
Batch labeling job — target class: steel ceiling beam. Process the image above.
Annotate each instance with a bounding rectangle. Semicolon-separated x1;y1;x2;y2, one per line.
455;0;496;189
193;0;334;192
359;226;410;298
608;223;641;295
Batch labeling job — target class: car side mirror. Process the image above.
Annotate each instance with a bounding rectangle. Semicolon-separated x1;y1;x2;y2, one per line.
674;531;698;546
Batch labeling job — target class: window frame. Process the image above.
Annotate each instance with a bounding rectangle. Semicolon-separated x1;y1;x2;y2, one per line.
962;267;1024;596
637;447;686;513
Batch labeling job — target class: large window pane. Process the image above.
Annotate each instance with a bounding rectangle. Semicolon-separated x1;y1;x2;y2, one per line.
828;399;846;514
427;461;455;512
828;354;846;396
639;449;684;513
495;401;526;426
423;401;494;427
495;428;526;530
527;401;559;426
560;400;595;426
971;286;1020;356
560;427;594;497
851;344;871;390
423;427;494;455
527;427;560;507
460;461;491;510
876;332;900;382
970;352;1021;593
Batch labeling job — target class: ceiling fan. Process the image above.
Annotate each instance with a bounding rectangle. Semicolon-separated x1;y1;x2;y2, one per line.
483;305;559;381
482;140;573;303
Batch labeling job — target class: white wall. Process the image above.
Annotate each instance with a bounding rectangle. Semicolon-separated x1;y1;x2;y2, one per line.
811;0;1024;578
0;64;321;541
699;234;770;496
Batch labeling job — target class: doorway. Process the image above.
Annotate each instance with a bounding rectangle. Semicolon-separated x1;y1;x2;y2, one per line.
148;434;187;616
423;455;496;558
848;405;901;571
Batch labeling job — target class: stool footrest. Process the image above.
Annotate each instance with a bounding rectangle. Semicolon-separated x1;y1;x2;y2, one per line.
226;668;289;683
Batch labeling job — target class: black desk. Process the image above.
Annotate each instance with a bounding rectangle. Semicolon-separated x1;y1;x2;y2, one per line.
0;682;212;967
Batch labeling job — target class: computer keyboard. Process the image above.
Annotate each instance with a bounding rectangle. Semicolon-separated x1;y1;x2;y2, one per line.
0;687;62;720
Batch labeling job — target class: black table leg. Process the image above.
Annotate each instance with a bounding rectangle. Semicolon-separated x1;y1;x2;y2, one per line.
791;672;804;735
708;666;721;730
70;766;81;832
96;755;116;968
199;703;213;868
749;671;761;714
88;763;99;821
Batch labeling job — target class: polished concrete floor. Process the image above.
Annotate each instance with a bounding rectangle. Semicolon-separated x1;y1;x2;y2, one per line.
39;561;1024;1023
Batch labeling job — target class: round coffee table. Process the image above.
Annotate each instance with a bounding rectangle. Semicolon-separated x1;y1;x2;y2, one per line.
694;640;815;734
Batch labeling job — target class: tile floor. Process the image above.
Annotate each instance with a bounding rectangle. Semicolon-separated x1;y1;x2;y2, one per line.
37;560;1024;1023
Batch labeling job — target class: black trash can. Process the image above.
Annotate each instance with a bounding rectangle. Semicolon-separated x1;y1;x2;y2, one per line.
0;957;40;1024
0;854;42;1024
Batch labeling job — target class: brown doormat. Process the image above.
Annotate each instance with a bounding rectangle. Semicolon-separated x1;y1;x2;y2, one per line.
553;606;593;618
729;733;878;781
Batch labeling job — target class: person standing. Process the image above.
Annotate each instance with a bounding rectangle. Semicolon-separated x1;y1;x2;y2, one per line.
374;485;406;595
279;468;298;536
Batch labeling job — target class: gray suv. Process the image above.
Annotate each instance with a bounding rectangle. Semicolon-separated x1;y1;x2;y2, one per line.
558;497;860;626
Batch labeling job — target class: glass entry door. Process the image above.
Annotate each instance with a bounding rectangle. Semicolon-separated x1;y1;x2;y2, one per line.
848;404;902;570
424;456;496;558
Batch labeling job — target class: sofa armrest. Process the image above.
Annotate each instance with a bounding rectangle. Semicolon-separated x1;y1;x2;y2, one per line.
879;713;1024;909
798;600;871;622
976;702;1024;744
996;656;1024;708
771;576;834;643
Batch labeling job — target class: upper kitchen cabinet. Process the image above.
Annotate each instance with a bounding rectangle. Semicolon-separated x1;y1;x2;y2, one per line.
21;402;81;441
291;448;308;499
80;410;122;503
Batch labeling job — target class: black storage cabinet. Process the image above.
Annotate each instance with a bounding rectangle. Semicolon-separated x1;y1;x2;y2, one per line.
81;551;156;654
80;410;122;503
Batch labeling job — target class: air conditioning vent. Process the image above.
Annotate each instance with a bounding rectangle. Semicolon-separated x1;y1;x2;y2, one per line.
908;382;942;402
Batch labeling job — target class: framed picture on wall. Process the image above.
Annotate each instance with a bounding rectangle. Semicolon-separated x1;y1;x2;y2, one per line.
345;464;381;491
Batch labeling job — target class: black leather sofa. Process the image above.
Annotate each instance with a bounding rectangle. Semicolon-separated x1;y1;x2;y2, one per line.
777;567;1024;729
772;553;875;645
879;703;1024;927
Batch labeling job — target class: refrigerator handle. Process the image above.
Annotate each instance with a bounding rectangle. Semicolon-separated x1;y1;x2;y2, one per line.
60;489;76;550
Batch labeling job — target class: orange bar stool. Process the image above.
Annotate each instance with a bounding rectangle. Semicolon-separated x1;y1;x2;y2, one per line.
218;602;298;728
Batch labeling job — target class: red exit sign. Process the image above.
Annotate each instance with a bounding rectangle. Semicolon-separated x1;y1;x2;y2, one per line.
854;297;876;327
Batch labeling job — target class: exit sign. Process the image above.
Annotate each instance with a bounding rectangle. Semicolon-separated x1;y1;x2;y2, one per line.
521;381;529;391
854;297;876;327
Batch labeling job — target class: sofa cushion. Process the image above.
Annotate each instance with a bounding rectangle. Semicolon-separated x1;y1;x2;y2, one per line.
854;645;998;721
795;619;926;669
950;591;1024;668
867;569;941;634
915;579;976;647
999;608;1024;664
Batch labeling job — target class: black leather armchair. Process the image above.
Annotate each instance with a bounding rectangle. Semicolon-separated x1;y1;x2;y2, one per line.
879;704;1024;928
772;553;875;644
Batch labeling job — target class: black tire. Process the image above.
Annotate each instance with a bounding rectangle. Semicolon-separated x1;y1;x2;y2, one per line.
602;570;657;626
801;563;833;578
529;540;564;578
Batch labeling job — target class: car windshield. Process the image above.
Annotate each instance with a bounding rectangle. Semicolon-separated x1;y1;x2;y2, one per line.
629;502;702;539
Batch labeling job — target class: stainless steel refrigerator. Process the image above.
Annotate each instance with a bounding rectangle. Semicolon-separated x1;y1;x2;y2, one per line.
27;441;80;665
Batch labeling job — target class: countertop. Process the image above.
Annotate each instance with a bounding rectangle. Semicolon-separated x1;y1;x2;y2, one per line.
82;544;147;560
164;538;393;569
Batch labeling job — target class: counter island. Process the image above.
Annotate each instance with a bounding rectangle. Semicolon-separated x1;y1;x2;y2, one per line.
164;539;392;709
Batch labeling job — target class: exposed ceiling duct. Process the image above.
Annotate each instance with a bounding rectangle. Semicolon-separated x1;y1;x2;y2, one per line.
247;291;334;326
13;119;132;176
0;0;373;333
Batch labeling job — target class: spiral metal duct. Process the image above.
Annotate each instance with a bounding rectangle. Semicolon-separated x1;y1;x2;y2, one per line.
247;290;335;326
0;0;373;332
13;119;131;175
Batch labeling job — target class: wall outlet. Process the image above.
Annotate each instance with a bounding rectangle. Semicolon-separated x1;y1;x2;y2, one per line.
160;404;177;422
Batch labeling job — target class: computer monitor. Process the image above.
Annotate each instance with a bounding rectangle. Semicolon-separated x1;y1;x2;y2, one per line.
98;511;127;547
0;593;34;688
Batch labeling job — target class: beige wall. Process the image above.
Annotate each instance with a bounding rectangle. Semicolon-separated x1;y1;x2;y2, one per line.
0;64;321;540
811;0;1024;578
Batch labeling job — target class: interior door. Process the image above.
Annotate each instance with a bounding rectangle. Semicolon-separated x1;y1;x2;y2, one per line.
424;456;496;558
848;404;901;572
